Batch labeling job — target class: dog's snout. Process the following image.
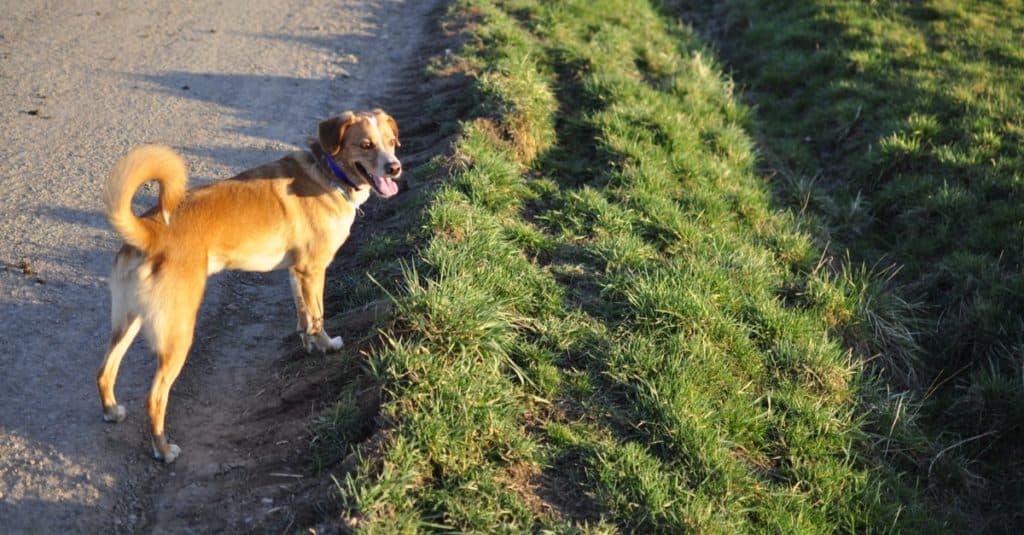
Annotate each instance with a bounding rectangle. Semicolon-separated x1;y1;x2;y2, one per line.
387;161;402;176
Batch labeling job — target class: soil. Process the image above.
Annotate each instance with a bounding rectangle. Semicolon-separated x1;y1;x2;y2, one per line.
0;0;441;531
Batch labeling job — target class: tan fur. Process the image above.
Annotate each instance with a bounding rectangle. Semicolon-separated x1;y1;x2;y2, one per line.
96;110;402;463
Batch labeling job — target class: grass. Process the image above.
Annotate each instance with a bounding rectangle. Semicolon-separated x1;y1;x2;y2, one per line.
670;0;1024;528
300;0;980;531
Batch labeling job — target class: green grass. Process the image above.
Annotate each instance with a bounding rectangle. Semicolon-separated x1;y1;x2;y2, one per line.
670;0;1024;527
305;0;971;531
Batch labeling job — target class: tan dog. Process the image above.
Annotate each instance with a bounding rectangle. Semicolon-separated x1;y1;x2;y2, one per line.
97;110;402;463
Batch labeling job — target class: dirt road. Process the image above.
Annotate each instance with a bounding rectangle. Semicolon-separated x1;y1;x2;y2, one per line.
0;0;438;531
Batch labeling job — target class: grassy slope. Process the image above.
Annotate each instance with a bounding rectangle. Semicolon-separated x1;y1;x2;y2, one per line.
312;0;957;532
671;0;1024;527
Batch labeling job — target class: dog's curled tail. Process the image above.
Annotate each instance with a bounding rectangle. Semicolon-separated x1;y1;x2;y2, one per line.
103;144;187;252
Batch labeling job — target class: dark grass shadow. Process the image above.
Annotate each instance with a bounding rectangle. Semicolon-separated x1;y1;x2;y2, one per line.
535;447;604;525
660;0;1024;529
662;0;1024;362
530;54;613;192
508;47;718;511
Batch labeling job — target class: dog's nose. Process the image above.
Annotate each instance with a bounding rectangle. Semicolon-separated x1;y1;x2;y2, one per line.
387;162;402;176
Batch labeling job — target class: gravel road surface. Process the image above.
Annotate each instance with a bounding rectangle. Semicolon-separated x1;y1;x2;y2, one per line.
0;0;437;531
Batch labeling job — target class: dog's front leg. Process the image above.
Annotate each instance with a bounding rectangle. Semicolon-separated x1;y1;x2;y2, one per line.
289;266;343;353
289;270;311;335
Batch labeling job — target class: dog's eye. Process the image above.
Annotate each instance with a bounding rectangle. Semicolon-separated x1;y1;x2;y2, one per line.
361;139;373;150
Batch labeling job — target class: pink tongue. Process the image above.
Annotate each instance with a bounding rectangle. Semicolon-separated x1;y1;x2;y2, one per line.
373;175;399;197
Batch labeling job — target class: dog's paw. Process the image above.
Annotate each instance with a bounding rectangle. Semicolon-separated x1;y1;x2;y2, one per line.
162;444;181;464
300;332;320;354
299;333;314;353
327;335;344;352
102;404;127;423
153;442;181;464
300;332;344;353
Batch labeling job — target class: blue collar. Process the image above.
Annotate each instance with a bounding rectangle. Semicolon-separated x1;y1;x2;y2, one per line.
322;149;360;193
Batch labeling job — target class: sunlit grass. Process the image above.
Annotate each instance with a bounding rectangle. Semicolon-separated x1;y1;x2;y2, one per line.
309;0;954;531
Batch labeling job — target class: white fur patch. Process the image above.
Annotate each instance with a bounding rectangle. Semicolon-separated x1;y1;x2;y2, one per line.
103;404;127;423
207;255;226;275
328;335;344;350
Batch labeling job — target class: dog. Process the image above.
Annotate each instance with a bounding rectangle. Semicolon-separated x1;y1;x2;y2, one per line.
96;109;402;463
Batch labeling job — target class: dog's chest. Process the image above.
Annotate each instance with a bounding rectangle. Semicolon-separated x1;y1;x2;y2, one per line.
323;210;357;252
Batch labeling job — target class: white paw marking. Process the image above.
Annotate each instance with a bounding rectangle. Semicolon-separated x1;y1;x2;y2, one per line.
103;404;127;423
163;444;181;464
153;442;181;464
300;333;344;353
328;336;344;351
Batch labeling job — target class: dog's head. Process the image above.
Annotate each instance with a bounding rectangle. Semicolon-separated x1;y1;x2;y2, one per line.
318;109;402;198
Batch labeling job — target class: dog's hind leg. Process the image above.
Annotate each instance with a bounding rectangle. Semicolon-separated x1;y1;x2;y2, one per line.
145;315;195;464
145;272;204;464
98;258;142;424
97;314;141;423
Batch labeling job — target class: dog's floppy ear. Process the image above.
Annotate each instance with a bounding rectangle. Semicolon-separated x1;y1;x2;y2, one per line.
386;114;401;148
318;111;358;155
375;109;401;148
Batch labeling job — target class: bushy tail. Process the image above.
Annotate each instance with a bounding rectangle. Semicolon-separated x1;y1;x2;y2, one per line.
103;145;187;252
